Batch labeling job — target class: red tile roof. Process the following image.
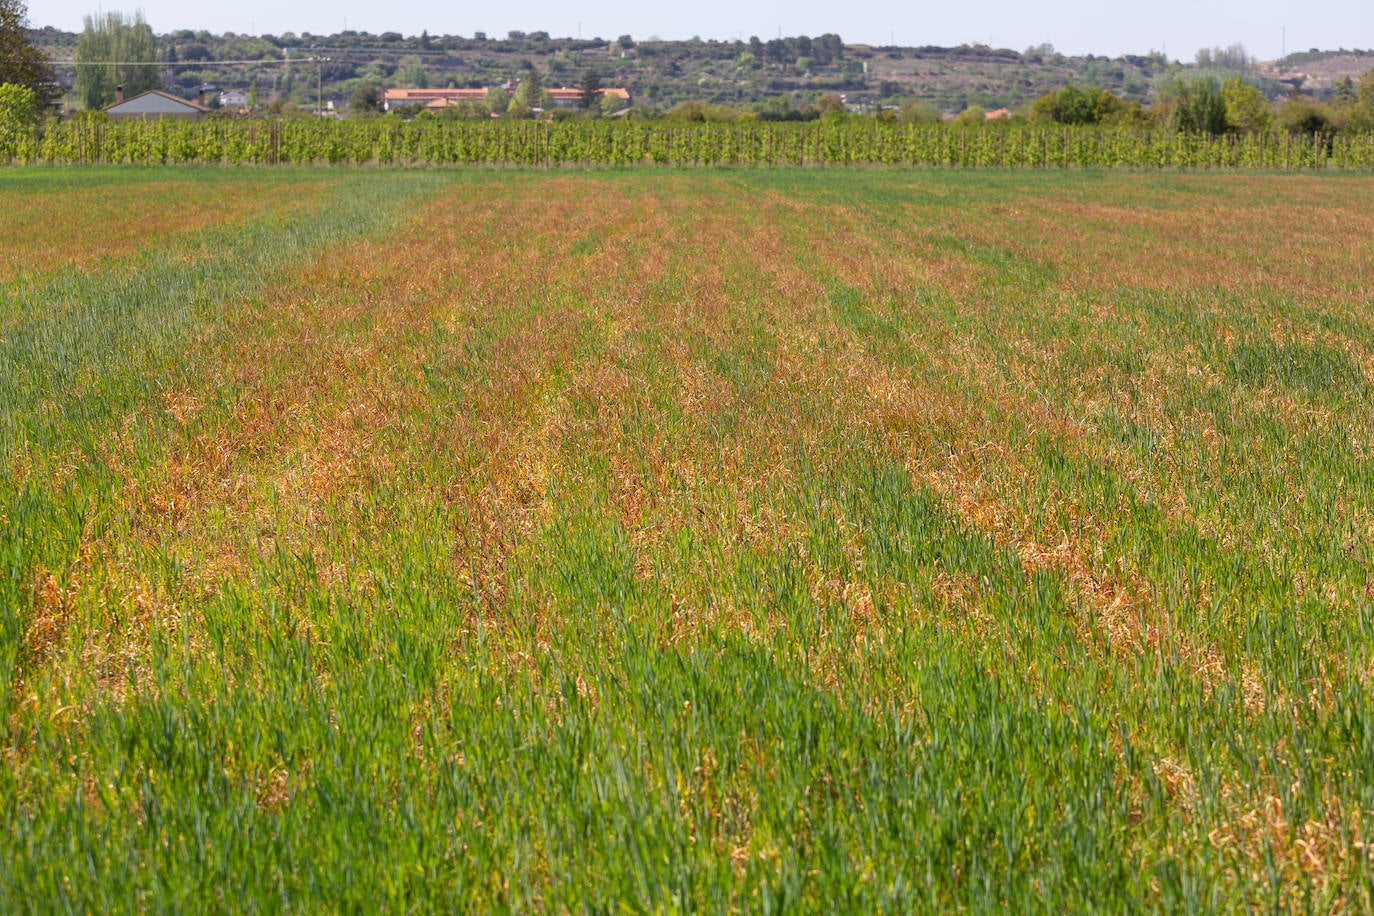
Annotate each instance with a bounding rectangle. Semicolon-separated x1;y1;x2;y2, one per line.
383;88;489;105
382;84;631;108
548;87;631;101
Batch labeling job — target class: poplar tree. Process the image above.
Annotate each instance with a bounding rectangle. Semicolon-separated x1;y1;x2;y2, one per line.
1351;70;1374;132
75;10;159;110
578;70;602;110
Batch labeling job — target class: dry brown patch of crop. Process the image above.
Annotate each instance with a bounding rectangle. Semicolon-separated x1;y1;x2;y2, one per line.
104;192;525;584
1211;793;1369;903
93;176;674;645
922;452;1149;652
959;176;1374;301
0;180;328;281
778;189;1270;697
425;189;683;620
24;570;68;665
768;192;990;301
1131;751;1370;904
465;185;842;649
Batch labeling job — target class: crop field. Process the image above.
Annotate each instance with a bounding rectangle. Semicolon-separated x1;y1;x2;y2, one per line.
3;167;1374;910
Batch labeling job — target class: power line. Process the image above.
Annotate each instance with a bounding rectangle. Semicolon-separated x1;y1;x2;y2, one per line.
41;48;479;67
45;58;297;66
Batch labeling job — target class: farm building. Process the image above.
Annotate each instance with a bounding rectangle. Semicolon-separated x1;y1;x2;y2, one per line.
383;87;492;111
383;84;631;112
546;87;631;108
104;89;209;121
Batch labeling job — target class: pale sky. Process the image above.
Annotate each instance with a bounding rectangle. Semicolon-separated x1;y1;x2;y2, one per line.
29;0;1374;61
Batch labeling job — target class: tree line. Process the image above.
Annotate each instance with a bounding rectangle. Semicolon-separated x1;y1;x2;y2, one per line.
1024;75;1374;135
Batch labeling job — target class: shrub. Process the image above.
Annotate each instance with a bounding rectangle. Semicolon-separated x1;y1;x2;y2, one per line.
0;81;37;129
1349;69;1374;132
1277;96;1333;135
1221;77;1272;133
1168;78;1228;134
953;105;985;126
899;101;942;124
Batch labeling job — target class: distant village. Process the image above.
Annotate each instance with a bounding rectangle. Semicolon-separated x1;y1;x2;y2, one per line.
104;81;635;121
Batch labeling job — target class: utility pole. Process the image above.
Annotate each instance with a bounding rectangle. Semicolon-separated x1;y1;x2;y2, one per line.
310;56;330;116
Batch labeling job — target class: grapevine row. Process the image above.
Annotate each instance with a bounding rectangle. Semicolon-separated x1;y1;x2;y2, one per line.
4;120;1373;169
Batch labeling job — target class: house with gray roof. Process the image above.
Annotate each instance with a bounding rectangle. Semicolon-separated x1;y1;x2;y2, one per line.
105;89;209;121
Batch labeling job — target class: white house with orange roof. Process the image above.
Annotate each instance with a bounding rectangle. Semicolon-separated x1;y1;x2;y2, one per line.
382;83;630;112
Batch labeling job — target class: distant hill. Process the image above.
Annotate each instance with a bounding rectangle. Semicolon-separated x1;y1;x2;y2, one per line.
26;26;1373;114
1260;50;1374;91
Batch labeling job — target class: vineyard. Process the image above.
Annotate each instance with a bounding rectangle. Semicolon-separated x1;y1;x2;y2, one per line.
4;119;1374;168
4;168;1374;909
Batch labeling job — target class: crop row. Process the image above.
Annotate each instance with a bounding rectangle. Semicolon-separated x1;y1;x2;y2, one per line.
4;120;1374;168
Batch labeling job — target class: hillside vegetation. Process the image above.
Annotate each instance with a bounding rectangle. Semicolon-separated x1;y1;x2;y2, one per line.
28;25;1374;114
